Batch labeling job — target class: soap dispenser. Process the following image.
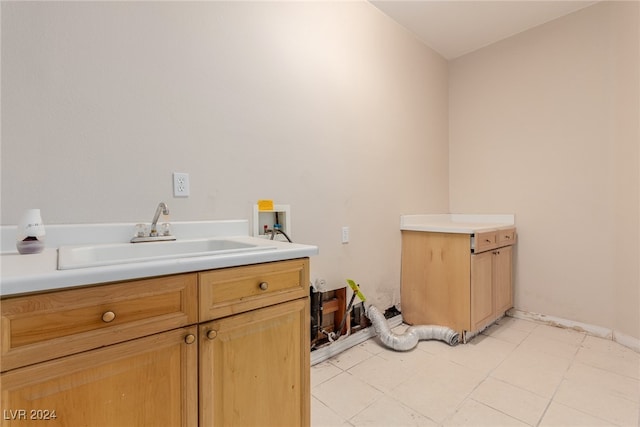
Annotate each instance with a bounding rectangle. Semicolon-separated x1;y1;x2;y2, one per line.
16;208;46;254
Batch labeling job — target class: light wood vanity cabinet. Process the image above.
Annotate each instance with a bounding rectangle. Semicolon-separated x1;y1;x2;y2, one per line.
401;228;515;341
0;258;310;427
199;258;310;427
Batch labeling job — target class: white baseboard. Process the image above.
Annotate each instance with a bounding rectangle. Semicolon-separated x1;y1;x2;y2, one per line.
508;309;640;353
311;311;640;363
310;315;403;366
613;330;640;353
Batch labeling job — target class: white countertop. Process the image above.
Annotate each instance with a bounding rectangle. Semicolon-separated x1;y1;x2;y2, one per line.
400;214;515;233
0;220;318;297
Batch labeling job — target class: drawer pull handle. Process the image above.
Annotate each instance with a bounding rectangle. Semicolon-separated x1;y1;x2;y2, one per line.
505;235;511;239
184;334;196;344
101;311;116;323
485;239;492;243
259;281;269;291
207;330;218;340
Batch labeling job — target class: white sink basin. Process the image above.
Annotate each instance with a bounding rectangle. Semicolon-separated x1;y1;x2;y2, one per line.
58;238;277;270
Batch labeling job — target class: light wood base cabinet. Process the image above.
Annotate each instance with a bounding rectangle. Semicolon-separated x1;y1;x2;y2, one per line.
198;258;310;427
1;258;310;427
401;230;515;341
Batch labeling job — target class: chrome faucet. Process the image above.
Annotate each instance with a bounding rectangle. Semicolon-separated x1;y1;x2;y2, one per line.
150;202;169;237
130;202;176;243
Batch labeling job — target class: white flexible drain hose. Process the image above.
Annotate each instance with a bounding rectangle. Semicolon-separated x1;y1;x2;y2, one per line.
366;305;459;351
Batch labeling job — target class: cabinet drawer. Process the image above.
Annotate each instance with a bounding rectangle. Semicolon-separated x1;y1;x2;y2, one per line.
497;228;517;246
474;231;498;253
1;273;198;372
473;228;516;252
199;258;309;321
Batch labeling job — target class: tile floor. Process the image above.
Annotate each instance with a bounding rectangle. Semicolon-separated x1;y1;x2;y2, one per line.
311;317;640;426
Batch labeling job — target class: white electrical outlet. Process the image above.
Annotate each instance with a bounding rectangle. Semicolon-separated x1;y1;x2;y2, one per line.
341;226;349;244
173;172;190;197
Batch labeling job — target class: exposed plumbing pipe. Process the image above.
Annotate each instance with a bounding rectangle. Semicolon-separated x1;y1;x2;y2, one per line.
310;286;322;348
366;305;459;351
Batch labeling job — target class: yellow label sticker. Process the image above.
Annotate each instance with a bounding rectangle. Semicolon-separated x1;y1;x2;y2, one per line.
347;279;366;302
257;200;274;211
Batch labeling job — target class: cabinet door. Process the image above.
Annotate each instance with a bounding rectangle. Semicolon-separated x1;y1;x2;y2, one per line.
200;298;310;427
401;231;471;332
494;246;513;315
471;251;494;331
1;326;198;427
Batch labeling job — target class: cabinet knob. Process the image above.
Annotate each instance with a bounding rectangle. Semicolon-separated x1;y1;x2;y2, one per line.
207;330;218;340
259;281;269;291
101;311;116;323
184;334;196;344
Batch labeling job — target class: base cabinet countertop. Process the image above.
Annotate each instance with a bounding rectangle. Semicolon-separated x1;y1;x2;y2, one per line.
400;214;516;342
1;258;310;427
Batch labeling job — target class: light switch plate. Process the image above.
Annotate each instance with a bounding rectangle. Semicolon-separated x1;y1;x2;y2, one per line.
341;226;349;244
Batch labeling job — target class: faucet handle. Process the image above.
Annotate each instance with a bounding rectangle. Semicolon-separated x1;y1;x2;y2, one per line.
160;223;172;237
135;223;149;238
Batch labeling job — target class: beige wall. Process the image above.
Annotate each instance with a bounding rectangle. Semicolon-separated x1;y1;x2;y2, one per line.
449;1;639;340
0;1;449;309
